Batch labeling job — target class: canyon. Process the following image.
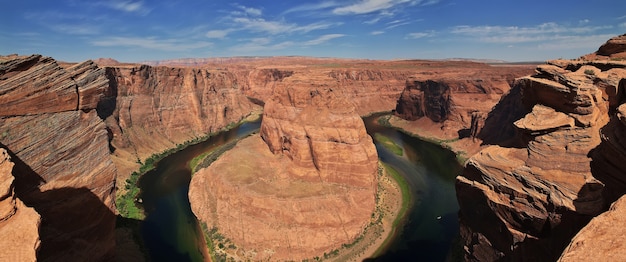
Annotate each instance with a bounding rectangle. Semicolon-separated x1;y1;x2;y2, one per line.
1;34;624;261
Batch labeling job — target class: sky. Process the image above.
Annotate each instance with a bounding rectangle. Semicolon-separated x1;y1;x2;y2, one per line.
1;0;625;62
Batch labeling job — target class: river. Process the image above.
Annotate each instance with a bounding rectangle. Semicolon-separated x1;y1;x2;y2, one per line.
137;114;461;261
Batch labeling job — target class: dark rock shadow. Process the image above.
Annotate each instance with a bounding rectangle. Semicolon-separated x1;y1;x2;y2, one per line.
477;83;531;148
2;144;116;262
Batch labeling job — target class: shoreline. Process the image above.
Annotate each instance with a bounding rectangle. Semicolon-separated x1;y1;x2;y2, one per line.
325;162;411;261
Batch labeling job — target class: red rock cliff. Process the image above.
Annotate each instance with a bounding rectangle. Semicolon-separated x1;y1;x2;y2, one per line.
102;65;259;179
0;54;117;261
456;43;626;261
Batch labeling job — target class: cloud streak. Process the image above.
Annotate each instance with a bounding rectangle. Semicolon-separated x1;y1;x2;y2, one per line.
450;22;614;43
303;34;346;45
92;36;212;51
333;0;412;15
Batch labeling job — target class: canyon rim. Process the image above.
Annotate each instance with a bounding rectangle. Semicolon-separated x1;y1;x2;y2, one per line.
0;34;625;261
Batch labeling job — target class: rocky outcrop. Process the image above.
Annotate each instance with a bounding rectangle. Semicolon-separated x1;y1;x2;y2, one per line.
559;194;626;261
457;53;626;260
103;65;259;179
0;148;40;262
395;79;452;122
189;85;378;261
0;55;117;261
581;34;626;60
392;63;535;141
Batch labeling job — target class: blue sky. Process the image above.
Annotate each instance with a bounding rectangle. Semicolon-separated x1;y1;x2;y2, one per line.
1;0;625;62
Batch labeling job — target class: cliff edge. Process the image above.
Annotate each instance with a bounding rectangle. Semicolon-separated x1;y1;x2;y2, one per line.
456;34;626;261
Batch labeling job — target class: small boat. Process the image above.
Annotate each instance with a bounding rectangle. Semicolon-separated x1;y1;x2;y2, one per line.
436;216;442;220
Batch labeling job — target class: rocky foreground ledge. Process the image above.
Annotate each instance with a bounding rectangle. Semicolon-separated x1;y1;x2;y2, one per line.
189;86;379;261
456;34;626;261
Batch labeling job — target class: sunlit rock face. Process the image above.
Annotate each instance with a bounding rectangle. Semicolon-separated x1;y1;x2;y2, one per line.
0;54;116;261
189;85;378;261
457;35;626;261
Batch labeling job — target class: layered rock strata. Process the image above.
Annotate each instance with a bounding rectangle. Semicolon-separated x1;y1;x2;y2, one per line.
0;55;117;261
457;54;626;261
102;65;259;179
189;86;378;261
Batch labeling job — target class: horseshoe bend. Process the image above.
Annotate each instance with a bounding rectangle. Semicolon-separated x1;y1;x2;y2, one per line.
1;30;626;262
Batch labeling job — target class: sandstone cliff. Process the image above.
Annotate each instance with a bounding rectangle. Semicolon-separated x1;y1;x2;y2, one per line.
456;44;626;260
0;54;117;261
102;65;259;180
189;85;378;261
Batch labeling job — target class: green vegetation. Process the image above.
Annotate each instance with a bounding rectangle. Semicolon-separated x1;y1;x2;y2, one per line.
377;115;466;164
372;163;412;258
374;133;403;156
200;223;237;262
584;69;596;75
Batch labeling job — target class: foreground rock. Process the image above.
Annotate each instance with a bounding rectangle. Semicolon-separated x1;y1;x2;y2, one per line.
0;55;117;261
456;36;626;261
0;148;40;262
559;194;626;261
190;86;378;261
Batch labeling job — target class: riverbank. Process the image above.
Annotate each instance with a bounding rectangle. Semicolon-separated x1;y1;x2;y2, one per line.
322;163;409;261
114;111;262;261
380;114;481;164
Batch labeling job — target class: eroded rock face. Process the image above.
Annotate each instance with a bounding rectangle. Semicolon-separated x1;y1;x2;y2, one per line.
103;65;259;178
0;55;117;261
559;194;626;261
190;86;378;261
457;55;626;261
392;63;535;142
0;148;40;262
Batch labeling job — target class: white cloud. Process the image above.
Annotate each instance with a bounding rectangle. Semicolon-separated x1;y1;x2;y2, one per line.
232;17;336;35
92;36;212;51
406;31;434;39
333;0;411;15
537;34;618;50
303;34;346;45
450;23;614;43
283;1;340;14
101;0;150;15
621;22;626;28
205;29;232;39
233;4;262;16
371;31;385;35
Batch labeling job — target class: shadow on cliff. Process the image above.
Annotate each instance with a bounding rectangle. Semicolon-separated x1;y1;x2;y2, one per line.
1;144;116;261
477;83;531;148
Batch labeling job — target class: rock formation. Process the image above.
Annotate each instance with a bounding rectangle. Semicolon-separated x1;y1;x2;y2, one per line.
102;65;259;180
189;85;378;261
559;194;626;261
0;148;40;262
0;54;117;261
456;37;626;261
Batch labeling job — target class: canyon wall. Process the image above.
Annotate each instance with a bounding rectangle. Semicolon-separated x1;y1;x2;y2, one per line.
456;35;626;261
0;55;117;261
102;65;259;179
189;85;378;261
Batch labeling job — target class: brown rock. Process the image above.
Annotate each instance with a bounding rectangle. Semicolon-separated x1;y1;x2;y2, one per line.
0;148;40;262
190;85;378;261
102;65;259;179
559;195;626;262
456;35;626;261
0;55;116;261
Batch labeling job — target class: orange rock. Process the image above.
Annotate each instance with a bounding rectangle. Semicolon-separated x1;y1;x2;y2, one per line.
190;85;378;261
0;149;40;262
